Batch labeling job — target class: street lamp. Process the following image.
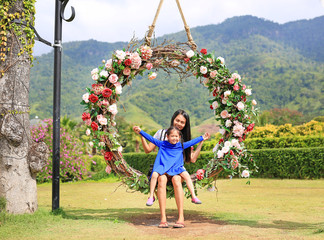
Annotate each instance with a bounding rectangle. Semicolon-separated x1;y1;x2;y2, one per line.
52;0;75;211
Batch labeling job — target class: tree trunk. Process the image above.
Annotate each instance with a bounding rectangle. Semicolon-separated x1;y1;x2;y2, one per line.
0;1;48;214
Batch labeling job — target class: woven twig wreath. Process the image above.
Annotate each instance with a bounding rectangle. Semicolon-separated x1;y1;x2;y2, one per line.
80;39;258;197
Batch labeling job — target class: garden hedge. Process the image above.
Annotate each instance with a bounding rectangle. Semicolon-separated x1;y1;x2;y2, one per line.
122;147;324;179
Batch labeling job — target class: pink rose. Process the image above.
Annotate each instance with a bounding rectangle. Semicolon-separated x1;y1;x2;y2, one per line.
123;67;131;76
220;110;230;119
146;63;153;70
231;73;241;81
228;78;235;85
109;74;118;84
210;70;218;78
233;84;240;91
242;84;246;90
237;102;244;111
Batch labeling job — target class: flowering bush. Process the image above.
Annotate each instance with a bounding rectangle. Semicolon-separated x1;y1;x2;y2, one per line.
81;43;258;195
31;119;87;183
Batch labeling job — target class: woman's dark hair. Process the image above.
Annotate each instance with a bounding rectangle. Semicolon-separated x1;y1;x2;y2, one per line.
170;109;192;163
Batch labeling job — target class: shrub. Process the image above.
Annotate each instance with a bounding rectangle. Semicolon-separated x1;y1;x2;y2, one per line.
123;147;324;179
251;147;324;179
244;135;324;149
31;119;87;183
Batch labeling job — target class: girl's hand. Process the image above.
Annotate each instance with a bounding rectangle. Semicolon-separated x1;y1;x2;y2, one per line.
203;132;210;141
133;126;141;134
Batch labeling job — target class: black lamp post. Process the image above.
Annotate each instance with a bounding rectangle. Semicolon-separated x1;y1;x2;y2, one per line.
52;0;75;211
14;0;75;211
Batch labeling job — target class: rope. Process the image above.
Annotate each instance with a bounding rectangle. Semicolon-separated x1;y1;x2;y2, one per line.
145;0;197;50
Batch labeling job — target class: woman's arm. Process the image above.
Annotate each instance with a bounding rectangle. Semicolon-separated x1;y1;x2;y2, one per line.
141;136;156;153
191;141;203;163
190;133;210;163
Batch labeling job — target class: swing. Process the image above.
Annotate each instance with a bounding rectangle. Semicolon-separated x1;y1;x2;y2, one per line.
80;0;258;197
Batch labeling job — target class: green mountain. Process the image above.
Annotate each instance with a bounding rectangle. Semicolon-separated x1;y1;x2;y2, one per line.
29;15;324;130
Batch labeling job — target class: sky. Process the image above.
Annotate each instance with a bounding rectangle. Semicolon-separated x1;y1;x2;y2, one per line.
33;0;324;56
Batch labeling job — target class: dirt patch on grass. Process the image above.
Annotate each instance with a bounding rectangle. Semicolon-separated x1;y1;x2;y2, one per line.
126;212;227;238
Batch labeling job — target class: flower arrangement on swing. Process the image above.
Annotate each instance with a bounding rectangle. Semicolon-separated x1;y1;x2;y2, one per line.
80;1;258;198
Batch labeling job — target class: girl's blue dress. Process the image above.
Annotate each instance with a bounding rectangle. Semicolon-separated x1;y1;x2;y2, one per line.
140;130;203;176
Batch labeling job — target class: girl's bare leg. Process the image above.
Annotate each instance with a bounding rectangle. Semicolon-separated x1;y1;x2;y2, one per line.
149;172;159;199
180;171;197;199
157;175;167;223
172;175;184;223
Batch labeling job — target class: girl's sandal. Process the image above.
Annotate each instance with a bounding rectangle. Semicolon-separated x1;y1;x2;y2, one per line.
173;222;185;228
158;222;169;228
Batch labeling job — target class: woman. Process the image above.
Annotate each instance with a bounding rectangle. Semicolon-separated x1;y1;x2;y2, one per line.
140;109;205;228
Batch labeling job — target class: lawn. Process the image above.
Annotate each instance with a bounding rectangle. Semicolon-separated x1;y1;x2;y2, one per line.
0;178;323;239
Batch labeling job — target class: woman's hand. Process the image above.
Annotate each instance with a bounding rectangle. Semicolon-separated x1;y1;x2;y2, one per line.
133;126;141;134
203;132;210;141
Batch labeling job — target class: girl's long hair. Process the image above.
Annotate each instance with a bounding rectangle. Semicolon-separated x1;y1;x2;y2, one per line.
170;109;192;163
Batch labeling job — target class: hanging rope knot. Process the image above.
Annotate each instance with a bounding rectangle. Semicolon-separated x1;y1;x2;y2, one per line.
145;0;197;50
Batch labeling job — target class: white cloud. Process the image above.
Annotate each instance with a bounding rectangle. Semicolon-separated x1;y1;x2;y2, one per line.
33;0;324;55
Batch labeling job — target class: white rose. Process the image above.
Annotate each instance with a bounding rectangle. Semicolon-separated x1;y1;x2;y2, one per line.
222;99;227;105
115;50;126;60
92;74;99;81
237;101;244;111
245;89;252;96
186;50;195;58
225;120;232;127
241;170;250;178
200;66;207;74
99;142;105;147
105;59;112;70
118;146;123;153
252;99;257;106
212;101;218;109
100;70;109;78
217;56;225;65
212;143;219;153
91;68;99;75
231;139;240;148
98;117;108;125
224;141;232;148
221;146;230;154
82;93;89;103
85;129;91;136
217;150;224;158
108;103;118;115
231;73;241;81
224;90;231;98
89;142;94;147
219;129;226;135
115;84;122;94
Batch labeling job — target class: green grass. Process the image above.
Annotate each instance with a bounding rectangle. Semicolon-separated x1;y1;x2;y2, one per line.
1;179;323;239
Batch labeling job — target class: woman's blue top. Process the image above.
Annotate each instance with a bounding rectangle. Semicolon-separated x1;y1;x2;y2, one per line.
140;130;203;176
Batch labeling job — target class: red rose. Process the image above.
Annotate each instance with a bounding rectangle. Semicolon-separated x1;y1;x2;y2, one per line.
102;88;112;98
81;112;90;121
91;122;98;131
124;59;132;66
196;169;205;180
218;138;224;144
89;94;99;103
247;123;255;132
210;105;213;110
200;48;207;55
184;58;190;63
230;150;234;155
104;151;113;161
212;89;218;97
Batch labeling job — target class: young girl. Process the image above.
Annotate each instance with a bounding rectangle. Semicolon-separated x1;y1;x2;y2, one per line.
133;126;210;206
